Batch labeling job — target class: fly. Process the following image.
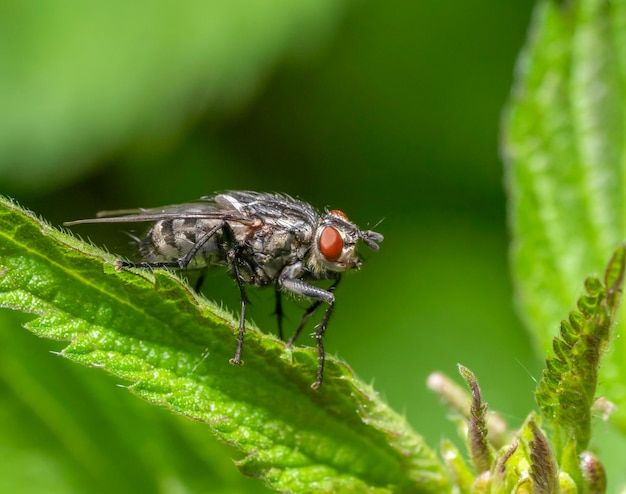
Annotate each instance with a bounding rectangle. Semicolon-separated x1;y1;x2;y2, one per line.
65;191;383;389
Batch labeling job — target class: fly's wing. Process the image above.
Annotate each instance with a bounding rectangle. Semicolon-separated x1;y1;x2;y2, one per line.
64;197;257;226
64;191;320;230
207;191;319;226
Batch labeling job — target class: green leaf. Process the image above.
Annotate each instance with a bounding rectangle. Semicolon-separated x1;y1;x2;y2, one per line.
0;311;263;494
525;418;559;494
502;0;626;429
439;440;473;494
503;0;625;351
490;441;521;493
456;365;494;475
427;372;509;451
535;245;625;453
579;451;607;493
0;195;449;493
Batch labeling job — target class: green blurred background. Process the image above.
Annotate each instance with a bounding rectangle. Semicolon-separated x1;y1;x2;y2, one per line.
1;0;592;492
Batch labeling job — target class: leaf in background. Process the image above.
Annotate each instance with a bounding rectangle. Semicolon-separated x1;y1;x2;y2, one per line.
502;1;626;427
0;1;346;190
0;195;449;493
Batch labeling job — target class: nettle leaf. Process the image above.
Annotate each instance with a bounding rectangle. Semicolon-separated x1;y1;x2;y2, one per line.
535;245;625;453
524;417;559;494
456;365;495;475
431;306;624;494
0;195;448;493
503;0;626;427
503;0;625;349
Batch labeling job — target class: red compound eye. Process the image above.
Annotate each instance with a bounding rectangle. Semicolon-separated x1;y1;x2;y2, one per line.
319;226;343;262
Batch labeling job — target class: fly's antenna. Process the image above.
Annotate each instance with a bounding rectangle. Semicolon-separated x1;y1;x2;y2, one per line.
369;216;386;232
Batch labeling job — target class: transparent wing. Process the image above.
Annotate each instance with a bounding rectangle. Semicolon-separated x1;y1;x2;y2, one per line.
64;191;319;227
64;198;249;226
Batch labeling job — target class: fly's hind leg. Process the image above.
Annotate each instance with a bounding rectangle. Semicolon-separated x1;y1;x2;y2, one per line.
116;222;225;271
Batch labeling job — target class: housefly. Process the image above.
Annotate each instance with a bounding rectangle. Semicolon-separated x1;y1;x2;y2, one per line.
65;191;383;389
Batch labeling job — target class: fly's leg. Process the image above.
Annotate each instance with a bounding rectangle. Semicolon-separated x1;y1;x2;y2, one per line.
312;300;335;390
274;285;284;340
287;278;340;347
221;223;248;367
116;260;180;270
115;221;249;365
279;276;337;389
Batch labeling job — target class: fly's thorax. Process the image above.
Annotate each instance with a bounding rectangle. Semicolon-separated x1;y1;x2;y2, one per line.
139;218;223;267
245;216;313;259
308;210;363;275
243;222;311;280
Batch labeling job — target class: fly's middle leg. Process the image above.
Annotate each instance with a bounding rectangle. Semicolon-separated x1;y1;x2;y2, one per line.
274;285;284;340
221;222;249;367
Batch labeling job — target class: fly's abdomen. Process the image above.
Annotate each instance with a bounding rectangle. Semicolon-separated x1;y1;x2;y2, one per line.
139;218;222;268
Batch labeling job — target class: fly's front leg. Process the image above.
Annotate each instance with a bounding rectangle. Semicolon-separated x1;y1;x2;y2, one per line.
279;273;336;389
287;277;340;347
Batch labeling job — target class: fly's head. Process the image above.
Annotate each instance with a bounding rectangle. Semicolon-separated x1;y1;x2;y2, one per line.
309;209;384;275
